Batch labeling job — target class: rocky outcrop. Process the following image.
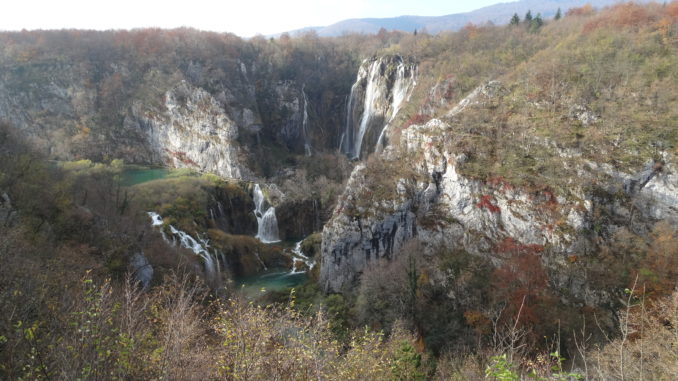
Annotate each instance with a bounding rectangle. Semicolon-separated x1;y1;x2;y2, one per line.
276;198;322;240
0;192;17;227
130;252;154;290
339;55;416;159
0;57;334;180
127;81;249;179
320;82;678;295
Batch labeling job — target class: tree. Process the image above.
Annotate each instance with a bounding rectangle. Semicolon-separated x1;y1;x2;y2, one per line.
510;13;520;26
529;13;544;32
555;7;562;20
524;10;533;24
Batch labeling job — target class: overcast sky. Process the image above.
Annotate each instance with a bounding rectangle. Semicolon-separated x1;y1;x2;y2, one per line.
1;0;507;37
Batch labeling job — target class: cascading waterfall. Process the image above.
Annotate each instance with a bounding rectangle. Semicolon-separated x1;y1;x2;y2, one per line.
339;82;359;156
147;212;219;276
375;63;416;151
301;86;312;157
340;56;416;159
352;59;384;159
289;239;315;274
253;184;280;243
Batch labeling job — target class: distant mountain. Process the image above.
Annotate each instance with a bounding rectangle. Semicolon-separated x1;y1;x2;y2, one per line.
285;0;654;36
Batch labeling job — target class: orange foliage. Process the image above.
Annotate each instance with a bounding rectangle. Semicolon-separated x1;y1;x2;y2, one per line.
462;23;479;39
491;250;552;330
567;4;594;17
582;2;678;33
668;1;678;18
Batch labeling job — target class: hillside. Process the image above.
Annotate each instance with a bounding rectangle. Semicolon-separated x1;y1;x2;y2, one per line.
1;2;677;380
286;0;655;36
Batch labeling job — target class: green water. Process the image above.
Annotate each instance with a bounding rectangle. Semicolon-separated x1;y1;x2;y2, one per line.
236;269;307;298
122;168;170;186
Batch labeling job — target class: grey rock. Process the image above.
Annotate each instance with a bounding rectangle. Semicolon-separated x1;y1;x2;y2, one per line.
130;252;153;290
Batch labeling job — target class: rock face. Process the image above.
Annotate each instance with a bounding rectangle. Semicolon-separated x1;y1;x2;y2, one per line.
0;58;337;180
127;81;248;179
130;252;154;290
320;82;678;294
339;55;417;159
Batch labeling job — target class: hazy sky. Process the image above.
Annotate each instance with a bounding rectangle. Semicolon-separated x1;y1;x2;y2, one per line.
1;0;507;37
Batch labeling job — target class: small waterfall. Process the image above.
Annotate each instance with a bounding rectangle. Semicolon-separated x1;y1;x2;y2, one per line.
289;239;315;274
302;86;312;157
147;212;217;276
253;184;280;243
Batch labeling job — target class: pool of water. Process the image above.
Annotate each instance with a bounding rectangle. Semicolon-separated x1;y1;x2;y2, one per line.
235;269;307;298
122;168;170;186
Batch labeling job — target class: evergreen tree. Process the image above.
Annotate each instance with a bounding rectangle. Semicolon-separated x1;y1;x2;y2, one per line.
525;10;533;23
510;13;520;25
555;7;562;20
530;13;544;33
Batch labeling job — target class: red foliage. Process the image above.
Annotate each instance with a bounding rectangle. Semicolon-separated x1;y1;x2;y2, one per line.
404;114;431;129
476;195;500;213
496;237;544;256
491;249;553;332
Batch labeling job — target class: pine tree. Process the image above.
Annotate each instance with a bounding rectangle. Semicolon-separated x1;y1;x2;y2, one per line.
530;13;544;33
555;7;562;20
510;13;520;25
524;10;533;24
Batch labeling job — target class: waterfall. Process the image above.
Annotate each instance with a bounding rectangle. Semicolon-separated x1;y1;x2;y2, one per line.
376;63;416;152
340;85;358;156
289;239;315;274
147;212;217;276
353;59;383;159
341;56;416;159
253;184;280;243
302;86;312;157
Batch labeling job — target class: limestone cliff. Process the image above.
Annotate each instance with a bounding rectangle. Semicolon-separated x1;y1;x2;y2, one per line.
320;82;678;297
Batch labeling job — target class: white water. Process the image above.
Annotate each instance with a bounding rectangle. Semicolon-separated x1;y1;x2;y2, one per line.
340;84;359;155
253;184;280;243
375;63;416;152
352;60;383;159
341;57;416;159
289;239;315;274
147;212;218;276
302;87;312;157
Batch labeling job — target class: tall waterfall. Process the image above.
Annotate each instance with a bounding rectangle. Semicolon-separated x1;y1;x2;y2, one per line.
253;184;280;243
302;87;312;157
147;212;220;276
340;56;416;159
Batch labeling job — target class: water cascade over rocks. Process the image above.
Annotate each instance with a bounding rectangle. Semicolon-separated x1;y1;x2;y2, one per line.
302;86;312;157
147;212;221;277
253;184;281;243
289;239;315;274
339;55;416;159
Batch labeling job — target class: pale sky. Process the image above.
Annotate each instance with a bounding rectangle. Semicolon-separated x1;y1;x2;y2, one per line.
1;0;506;37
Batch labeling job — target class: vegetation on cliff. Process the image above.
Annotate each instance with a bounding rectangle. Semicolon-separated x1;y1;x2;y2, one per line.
1;2;677;380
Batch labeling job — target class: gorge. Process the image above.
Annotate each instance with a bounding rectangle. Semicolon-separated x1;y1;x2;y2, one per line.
1;4;676;379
